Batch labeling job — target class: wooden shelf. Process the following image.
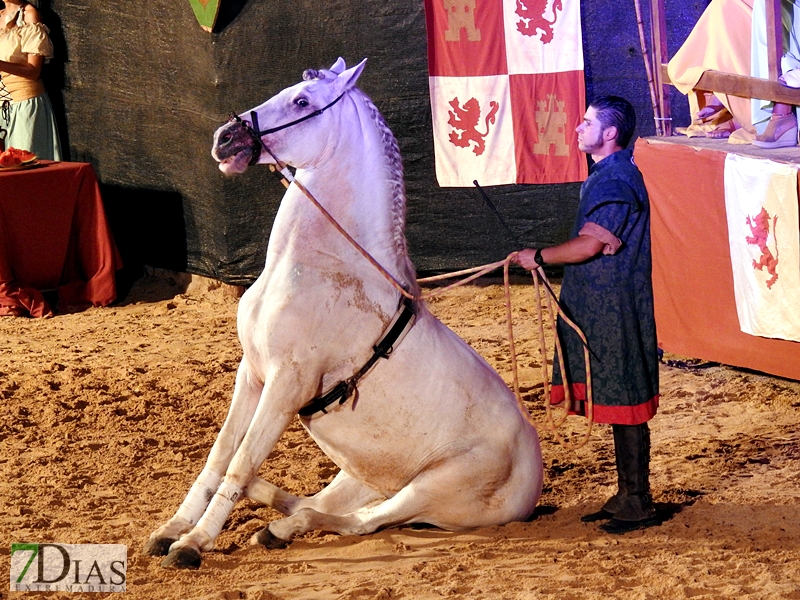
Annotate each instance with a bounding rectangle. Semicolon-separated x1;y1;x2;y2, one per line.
661;64;800;105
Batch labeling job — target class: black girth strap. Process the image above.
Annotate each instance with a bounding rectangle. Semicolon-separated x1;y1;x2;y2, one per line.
299;295;416;418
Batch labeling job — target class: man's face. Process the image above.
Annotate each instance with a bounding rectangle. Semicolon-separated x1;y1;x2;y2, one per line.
576;106;606;154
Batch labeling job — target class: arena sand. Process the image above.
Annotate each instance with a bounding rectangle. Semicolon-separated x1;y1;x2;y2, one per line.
1;273;799;600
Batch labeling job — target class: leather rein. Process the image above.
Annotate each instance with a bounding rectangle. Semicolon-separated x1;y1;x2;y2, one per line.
226;91;416;418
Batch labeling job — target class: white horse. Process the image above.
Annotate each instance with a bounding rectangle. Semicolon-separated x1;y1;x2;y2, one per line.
144;58;543;569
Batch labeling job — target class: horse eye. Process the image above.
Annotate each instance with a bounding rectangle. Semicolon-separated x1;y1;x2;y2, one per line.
295;98;309;108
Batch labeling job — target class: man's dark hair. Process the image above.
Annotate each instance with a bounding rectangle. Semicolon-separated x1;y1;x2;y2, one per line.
589;96;637;148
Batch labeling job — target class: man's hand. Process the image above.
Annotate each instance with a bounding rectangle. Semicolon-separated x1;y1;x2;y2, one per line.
513;249;541;271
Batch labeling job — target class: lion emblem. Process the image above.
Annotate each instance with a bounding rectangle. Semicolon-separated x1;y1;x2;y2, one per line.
447;97;499;156
745;207;779;289
515;0;562;43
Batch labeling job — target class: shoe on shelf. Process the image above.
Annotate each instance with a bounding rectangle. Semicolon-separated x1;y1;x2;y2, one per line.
706;128;732;139
779;69;800;88
695;103;725;121
752;113;798;149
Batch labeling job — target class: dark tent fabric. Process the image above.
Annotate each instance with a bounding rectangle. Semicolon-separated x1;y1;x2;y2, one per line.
39;0;701;286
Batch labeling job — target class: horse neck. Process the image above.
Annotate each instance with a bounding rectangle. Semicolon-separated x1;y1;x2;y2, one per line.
291;90;419;295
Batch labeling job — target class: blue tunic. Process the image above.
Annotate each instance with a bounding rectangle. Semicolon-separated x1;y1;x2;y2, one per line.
551;148;659;425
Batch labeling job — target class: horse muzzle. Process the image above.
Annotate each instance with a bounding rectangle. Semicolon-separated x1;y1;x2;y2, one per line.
212;120;260;174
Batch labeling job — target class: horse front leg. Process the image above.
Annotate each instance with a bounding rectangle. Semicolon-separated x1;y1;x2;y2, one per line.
259;482;429;545
144;362;262;558
246;469;385;547
161;366;312;569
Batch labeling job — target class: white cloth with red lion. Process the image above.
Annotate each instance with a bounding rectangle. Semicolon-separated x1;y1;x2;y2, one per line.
724;154;800;341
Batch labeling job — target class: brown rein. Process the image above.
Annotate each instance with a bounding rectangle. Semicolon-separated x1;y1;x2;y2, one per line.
271;165;594;449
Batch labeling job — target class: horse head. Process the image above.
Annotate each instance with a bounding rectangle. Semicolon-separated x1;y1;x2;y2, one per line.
212;57;367;176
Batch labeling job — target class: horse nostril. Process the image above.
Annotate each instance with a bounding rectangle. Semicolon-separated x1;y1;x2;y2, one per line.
219;131;233;147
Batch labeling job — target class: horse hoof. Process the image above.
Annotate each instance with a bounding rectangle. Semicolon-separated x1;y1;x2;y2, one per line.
161;546;202;570
252;527;290;550
143;537;176;557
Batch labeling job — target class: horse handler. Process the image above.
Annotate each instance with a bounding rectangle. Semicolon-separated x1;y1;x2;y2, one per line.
514;96;661;534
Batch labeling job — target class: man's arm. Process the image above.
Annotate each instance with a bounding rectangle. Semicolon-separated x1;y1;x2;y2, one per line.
514;234;605;270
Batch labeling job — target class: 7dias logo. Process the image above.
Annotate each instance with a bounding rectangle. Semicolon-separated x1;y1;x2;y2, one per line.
10;543;126;593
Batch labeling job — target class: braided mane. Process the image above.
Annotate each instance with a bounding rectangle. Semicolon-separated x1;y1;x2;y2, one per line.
350;87;419;296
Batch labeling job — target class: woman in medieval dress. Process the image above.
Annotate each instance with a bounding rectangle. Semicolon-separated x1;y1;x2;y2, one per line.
668;0;800;149
0;0;62;159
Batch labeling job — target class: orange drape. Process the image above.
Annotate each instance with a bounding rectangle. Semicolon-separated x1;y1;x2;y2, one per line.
634;138;800;380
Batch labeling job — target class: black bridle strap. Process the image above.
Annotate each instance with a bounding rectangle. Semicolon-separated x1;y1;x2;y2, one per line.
229;92;346;167
250;92;346;137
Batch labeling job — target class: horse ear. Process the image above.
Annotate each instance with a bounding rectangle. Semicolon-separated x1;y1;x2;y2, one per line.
329;57;347;74
335;58;367;91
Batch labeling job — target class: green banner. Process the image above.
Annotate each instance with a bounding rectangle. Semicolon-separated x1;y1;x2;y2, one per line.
189;0;220;32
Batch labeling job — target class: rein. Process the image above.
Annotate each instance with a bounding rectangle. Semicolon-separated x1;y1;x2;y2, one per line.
233;97;593;448
265;163;593;447
420;262;594;450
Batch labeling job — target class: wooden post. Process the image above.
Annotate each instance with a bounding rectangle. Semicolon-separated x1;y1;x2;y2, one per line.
765;0;784;81
650;0;671;136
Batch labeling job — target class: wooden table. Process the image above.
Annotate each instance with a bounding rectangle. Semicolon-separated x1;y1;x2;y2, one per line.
634;137;800;381
0;161;121;317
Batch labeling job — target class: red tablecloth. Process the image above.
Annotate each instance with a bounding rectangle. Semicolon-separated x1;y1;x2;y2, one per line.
634;137;800;381
0;160;121;317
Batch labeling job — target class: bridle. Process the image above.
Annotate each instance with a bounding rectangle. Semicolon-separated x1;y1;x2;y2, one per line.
228;92;346;166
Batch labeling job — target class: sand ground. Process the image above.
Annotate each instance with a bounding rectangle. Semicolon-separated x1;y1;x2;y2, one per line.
1;273;799;599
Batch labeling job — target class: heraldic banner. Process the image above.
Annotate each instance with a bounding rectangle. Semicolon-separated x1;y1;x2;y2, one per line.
723;154;800;343
424;0;588;186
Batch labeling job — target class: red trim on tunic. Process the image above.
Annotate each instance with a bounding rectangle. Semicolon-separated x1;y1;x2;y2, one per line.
579;221;622;255
550;383;659;425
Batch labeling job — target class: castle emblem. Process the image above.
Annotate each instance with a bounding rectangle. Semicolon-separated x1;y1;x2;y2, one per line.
533;94;569;156
443;0;481;42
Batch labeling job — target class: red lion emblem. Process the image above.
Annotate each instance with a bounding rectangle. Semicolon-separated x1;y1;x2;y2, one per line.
447;97;499;156
745;207;779;289
515;0;562;43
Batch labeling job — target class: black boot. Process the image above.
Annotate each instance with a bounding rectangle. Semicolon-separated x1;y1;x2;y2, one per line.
581;424;633;523
580;468;627;522
599;423;660;534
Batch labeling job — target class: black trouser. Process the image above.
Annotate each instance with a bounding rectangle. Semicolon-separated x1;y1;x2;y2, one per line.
601;422;655;522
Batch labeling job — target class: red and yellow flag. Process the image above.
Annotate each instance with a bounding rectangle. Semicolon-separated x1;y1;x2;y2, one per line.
424;0;588;186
